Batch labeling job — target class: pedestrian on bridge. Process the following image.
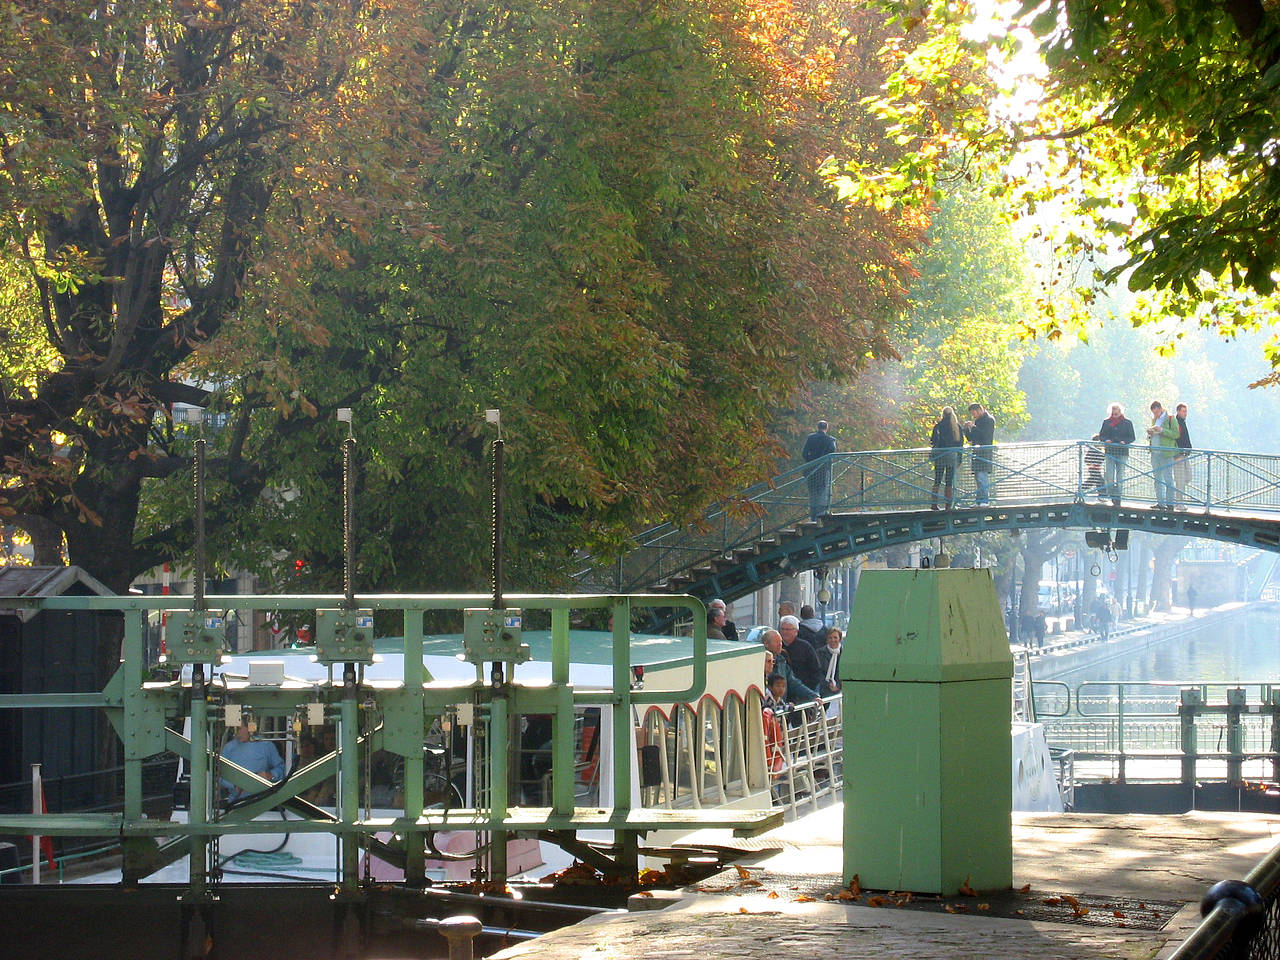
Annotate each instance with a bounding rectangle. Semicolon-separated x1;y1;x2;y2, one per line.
929;406;964;510
963;402;997;505
1147;401;1180;509
1173;402;1192;509
801;420;837;521
1098;402;1135;506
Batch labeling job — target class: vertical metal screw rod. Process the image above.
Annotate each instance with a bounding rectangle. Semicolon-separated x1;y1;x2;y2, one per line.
439;915;482;960
193;437;206;611
491;437;504;610
342;435;356;609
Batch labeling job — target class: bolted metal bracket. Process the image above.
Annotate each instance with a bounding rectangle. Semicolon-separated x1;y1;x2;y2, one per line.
315;609;376;664
164;611;228;665
462;608;528;665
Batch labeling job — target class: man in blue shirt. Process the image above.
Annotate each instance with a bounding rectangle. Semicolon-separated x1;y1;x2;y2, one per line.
221;723;284;798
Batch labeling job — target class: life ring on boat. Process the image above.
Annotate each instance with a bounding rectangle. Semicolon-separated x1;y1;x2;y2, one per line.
763;709;785;775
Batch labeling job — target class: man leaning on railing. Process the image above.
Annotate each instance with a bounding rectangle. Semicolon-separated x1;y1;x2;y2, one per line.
963;403;997;506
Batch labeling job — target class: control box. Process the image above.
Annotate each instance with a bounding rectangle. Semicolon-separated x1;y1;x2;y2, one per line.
164;611;227;664
462;608;528;665
315;608;376;664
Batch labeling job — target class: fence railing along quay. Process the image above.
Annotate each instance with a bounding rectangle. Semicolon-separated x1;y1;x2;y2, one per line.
1170;846;1280;960
586;441;1280;594
1033;680;1280;784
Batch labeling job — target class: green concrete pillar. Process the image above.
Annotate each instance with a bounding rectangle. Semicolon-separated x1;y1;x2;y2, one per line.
842;569;1013;894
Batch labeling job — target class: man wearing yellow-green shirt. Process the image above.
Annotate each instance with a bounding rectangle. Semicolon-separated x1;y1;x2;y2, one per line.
1146;401;1181;510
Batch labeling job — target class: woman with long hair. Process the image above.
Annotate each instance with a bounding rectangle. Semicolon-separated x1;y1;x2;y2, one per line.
929;406;964;509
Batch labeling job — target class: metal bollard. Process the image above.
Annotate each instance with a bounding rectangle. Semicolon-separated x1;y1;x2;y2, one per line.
438;915;483;960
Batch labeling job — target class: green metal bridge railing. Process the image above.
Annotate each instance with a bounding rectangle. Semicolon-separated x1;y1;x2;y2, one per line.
591;441;1280;593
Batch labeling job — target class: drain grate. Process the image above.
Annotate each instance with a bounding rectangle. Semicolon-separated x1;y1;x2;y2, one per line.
695;870;1184;932
819;883;1183;931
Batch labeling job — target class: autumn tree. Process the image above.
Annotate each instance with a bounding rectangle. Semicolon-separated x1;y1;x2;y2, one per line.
129;0;953;595
2;0;968;617
880;181;1034;446
0;0;441;594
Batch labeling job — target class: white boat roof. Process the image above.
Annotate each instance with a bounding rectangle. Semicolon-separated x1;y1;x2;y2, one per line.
190;629;758;691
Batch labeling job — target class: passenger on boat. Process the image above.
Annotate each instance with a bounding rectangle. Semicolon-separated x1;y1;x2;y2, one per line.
778;616;823;692
797;604;825;649
707;607;728;641
816;627;843;695
760;628;818;704
763;673;791;712
709;598;739;642
221;723;284;798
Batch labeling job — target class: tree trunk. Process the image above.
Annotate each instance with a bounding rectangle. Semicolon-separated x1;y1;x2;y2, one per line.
28;515;64;564
1149;537;1184;612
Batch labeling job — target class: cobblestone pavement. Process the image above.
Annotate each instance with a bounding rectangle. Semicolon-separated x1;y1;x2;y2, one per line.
490;808;1280;960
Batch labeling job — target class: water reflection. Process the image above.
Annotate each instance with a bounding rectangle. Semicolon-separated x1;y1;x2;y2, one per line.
1056;607;1280;684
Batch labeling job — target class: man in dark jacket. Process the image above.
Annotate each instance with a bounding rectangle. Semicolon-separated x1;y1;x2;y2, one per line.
778;615;823;693
801;420;837;520
1098;402;1136;507
797;604;825;649
963;403;997;505
1173;402;1192;510
760;628;818;704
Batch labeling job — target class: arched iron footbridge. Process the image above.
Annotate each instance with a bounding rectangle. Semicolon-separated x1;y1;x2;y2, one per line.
580;441;1280;606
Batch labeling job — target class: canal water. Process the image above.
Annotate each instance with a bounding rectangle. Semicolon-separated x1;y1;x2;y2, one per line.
1049;605;1280;685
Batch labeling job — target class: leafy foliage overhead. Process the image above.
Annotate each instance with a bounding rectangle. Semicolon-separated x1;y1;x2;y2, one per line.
1;0;957;595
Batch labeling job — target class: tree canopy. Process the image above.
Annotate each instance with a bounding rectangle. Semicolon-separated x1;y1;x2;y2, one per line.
1;0;961;595
1014;0;1280;295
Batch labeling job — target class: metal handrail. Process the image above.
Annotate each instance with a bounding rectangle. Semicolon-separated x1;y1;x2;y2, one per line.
587;441;1280;592
1037;680;1280;785
1170;839;1280;960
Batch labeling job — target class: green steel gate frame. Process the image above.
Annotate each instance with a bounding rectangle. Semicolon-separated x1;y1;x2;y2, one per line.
0;591;780;898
